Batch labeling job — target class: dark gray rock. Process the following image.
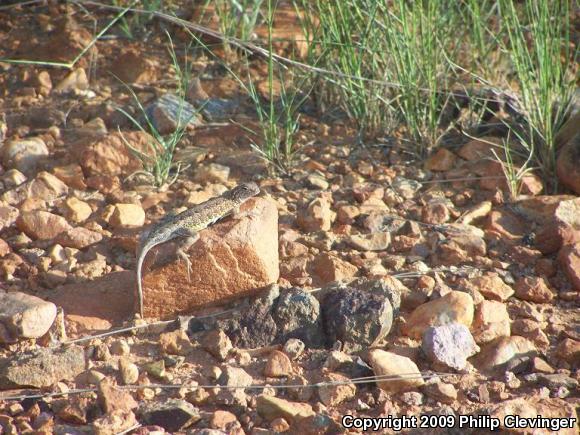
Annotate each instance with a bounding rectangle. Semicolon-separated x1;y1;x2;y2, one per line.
0;345;85;389
139;399;200;432
272;288;325;347
321;284;393;352
352;277;402;315
144;93;202;134
219;285;279;349
195;98;241;121
422;323;479;370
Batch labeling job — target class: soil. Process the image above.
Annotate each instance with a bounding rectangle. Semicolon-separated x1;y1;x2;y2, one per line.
0;2;578;435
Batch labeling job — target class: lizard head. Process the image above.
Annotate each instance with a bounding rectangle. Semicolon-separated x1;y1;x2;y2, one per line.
226;182;260;203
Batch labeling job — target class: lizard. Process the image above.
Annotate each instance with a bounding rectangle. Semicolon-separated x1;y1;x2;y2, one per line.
135;182;260;318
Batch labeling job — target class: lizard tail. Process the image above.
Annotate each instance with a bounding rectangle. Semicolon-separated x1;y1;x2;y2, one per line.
136;251;145;319
136;239;161;319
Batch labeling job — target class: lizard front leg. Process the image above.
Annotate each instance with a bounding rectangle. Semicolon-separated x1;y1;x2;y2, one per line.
176;233;199;282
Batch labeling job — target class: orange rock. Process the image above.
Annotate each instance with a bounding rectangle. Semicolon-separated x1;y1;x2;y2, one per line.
514;276;554;303
73;131;150;177
485;210;525;240
109;48;158;84
424;148;457;171
311;253;358;285
556;132;580;194
52;164;86;190
264;350;293;377
402;291;474;339
467;274;514;302
141;198;279;318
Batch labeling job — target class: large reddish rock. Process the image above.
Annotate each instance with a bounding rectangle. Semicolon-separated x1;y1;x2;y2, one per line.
141;198;279;318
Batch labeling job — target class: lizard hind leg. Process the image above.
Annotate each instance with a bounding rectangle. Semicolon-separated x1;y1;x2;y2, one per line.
176;233;199;283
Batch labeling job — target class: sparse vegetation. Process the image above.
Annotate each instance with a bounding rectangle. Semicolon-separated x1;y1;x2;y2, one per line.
117;34;198;187
114;0;164;39
498;0;577;187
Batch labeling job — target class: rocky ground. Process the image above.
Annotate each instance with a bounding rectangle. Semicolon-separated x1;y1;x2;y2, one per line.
0;2;579;435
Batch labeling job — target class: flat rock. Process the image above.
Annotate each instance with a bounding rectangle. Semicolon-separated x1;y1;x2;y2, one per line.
322;284;393;351
367;349;425;392
139;399;200;432
422;323;479;370
0;292;57;342
47;271;134;334
403;291;474;339
17;210;72;240
0;345;85;389
55;226;103;249
347;232;391;251
141;197;279;318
